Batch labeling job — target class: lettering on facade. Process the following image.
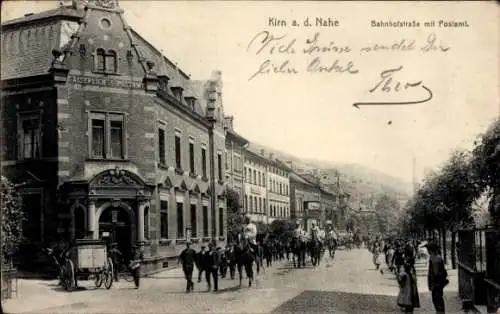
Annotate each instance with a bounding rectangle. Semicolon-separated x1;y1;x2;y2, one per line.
68;75;144;90
306;201;320;210
250;186;261;195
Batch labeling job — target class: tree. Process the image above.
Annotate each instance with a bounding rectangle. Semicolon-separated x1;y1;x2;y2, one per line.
226;187;241;213
374;193;401;234
226;187;243;243
470;118;500;225
1;176;24;263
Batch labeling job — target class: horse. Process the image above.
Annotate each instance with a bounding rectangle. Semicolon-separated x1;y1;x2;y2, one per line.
291;236;307;268
308;237;323;267
232;236;256;287
325;236;338;259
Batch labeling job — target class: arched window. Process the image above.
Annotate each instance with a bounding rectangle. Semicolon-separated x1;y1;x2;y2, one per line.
105;50;117;73
95;49;117;73
245;195;248;213
96;48;106;72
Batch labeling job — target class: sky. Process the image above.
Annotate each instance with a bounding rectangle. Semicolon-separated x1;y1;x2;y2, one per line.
2;1;499;183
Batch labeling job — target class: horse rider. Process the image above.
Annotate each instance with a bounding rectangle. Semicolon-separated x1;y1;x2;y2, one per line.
310;223;320;242
294;222;304;239
243;215;258;253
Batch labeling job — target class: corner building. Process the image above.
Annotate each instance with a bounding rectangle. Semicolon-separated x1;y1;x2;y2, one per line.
1;0;227;273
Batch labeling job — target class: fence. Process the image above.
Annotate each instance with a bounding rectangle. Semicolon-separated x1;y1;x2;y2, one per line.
458;226;500;311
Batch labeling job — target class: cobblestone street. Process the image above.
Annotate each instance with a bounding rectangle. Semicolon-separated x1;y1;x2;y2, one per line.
4;248;465;314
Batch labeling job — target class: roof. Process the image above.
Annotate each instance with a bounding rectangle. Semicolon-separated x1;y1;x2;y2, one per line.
289;171;316;187
226;129;249;145
1;7;84;80
1;4;218;122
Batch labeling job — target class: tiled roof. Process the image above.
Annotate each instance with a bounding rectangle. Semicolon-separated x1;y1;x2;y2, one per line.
290;171;316;187
1;7;85;80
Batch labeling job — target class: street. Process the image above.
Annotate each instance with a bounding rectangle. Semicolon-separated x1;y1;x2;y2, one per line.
3;248;465;314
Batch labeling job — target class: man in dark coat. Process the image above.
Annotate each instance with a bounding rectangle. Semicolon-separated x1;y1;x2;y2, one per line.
197;246;208;283
129;245;144;289
178;240;196;293
205;241;220;292
427;242;448;314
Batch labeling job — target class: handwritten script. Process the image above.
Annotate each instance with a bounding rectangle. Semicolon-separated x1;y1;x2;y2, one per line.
246;30;450;106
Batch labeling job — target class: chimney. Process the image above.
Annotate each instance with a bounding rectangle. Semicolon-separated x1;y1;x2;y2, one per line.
224;116;234;130
260;148;265;156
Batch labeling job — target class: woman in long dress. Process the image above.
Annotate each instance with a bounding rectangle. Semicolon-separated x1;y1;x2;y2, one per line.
397;262;420;313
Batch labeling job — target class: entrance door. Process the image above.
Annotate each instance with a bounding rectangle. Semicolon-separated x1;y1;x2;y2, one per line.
99;206;132;262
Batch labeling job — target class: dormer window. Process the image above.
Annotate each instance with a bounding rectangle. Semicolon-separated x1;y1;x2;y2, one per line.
158;75;169;92
184;96;196;111
94;48;117;73
171;86;183;101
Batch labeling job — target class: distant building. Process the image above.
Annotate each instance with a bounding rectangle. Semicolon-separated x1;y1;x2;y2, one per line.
266;156;291;224
290;172;321;230
1;0;226;273
224;116;248;209
242;148;268;223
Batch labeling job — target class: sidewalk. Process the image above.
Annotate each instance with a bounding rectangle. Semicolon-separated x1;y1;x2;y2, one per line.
413;258;473;313
2;265;186;314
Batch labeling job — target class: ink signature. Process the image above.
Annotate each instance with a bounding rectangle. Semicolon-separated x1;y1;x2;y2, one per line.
352;66;433;108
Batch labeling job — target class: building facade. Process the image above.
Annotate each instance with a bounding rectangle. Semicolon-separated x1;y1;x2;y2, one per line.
242;149;268;223
1;0;226;273
289;172;321;231
224;116;248;209
266;156;291;224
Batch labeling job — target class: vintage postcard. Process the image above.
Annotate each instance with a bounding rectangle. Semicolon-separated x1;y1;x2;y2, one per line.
1;0;499;313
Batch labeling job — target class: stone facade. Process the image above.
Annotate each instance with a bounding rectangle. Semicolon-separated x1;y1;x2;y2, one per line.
1;1;226;273
242;149;269;223
224;117;248;209
266;157;291;224
290;172;321;231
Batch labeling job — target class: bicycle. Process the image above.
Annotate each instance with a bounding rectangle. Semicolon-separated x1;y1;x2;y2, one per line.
116;259;135;282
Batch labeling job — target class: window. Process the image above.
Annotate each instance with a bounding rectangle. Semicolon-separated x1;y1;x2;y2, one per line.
253;170;257;185
109;119;123;158
202;206;209;237
219;208;224;237
91;119;105;158
225;151;229;170
144;207;150;240
176;202;184;238
201;147;207;177
96;49;105;72
190;204;197;238
160;201;168;239
217;153;223;180
249;197;253;213
89;112;126;159
20;116;41;160
244;195;248;213
158;128;166;164
175;135;182;169
258;173;261;187
105;50;117;72
189;141;195;174
95;48;117;73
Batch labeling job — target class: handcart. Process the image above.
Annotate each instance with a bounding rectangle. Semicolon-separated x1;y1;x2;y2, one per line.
62;239;114;291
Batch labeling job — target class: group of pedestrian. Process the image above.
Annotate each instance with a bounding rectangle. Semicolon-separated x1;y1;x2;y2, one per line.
178;240;222;293
375;237;449;313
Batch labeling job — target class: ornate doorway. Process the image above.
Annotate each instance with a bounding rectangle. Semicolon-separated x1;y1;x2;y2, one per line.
98;205;133;262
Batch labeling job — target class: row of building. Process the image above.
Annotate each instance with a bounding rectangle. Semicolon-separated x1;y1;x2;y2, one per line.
0;0;347;273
